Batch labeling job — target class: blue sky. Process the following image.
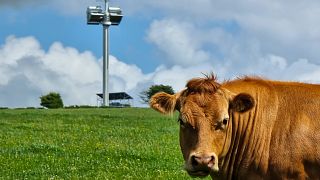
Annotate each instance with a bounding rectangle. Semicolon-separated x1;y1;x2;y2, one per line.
1;0;320;107
0;3;159;73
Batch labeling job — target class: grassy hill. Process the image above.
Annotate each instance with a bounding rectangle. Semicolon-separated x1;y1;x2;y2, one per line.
0;108;210;179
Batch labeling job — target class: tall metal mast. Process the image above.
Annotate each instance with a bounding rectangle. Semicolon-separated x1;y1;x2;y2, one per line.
86;0;123;107
102;0;110;106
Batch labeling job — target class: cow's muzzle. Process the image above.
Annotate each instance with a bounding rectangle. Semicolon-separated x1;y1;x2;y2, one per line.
185;153;219;177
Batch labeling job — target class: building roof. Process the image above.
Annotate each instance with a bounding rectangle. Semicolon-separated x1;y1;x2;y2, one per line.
96;92;133;100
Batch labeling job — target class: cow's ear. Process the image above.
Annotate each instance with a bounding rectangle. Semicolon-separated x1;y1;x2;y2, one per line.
230;93;254;112
150;92;177;114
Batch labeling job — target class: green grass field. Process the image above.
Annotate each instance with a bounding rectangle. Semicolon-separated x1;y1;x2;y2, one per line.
0;108;210;179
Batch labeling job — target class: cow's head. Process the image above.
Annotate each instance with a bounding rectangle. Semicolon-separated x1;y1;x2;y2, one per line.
150;75;254;178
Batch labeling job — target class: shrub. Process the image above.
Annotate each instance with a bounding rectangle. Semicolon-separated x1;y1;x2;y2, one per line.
140;84;175;103
40;92;64;109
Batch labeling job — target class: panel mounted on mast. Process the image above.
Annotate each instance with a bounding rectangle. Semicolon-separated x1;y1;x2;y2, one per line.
108;7;123;25
87;6;105;25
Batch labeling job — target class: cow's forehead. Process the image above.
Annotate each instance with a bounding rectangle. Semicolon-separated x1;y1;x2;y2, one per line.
178;90;229;116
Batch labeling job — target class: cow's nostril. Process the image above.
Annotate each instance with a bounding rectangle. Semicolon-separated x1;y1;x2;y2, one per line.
207;156;215;167
209;156;214;163
191;155;199;166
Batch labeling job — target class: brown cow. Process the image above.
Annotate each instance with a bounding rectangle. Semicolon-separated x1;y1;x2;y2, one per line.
150;74;320;179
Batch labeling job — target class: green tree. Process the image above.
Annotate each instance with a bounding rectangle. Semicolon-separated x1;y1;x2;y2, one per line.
40;92;64;109
140;84;175;103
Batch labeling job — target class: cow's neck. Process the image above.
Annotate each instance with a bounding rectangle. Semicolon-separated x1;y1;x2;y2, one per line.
219;106;273;179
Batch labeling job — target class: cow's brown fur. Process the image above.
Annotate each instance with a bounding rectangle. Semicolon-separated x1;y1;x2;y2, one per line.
186;74;220;94
150;75;320;179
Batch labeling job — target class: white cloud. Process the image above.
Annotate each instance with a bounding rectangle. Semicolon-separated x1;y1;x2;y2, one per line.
4;0;320;64
2;1;320;107
144;16;320;87
151;64;215;90
2;35;320;108
0;36;154;107
43;42;100;85
126;0;320;65
0;36;216;107
25;0;320;68
0;36;101;107
276;58;320;83
109;56;152;91
147;19;210;67
54;0;320;95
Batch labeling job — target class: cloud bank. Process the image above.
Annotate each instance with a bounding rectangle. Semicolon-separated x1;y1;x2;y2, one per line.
2;1;320;107
0;36;100;107
0;36;209;107
0;36;151;107
2;34;320;108
139;0;320;84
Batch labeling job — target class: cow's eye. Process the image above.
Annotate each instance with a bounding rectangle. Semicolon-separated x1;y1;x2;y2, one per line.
222;118;229;125
214;118;229;130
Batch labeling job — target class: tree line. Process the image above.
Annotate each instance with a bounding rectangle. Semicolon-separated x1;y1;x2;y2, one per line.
39;84;174;109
